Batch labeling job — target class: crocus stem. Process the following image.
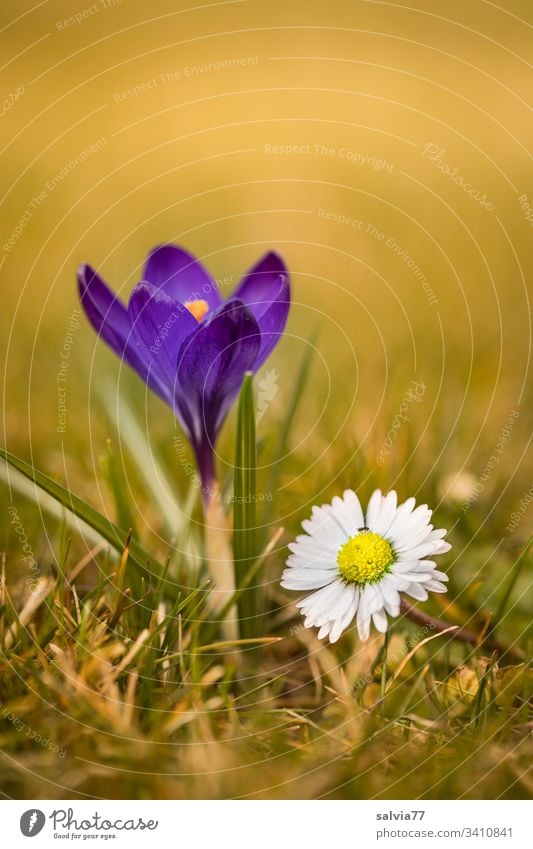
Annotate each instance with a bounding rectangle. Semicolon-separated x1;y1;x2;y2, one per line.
400;601;524;661
196;445;216;507
194;445;237;639
203;483;238;643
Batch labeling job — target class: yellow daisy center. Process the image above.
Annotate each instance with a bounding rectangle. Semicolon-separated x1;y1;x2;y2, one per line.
184;299;209;322
337;530;394;585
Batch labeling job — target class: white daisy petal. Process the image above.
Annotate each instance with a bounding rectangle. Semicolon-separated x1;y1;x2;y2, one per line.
297;581;345;625
289;535;337;556
372;608;388;633
365;489;383;528
424;580;448;593
430;570;449;582
317;622;332;640
404;583;429;601
393;517;434;551
431;540;452;554
394;570;433;583
339;587;359;631
296;579;341;609
385;496;416;539
386;573;411;591
286;552;338;571
363;583;385;616
403;560;437;572
281;569;337;590
357;599;371;641
329;590;357;643
323;490;364;537
302;507;346;547
369;490;398;536
343;489;365;530
314;584;353;628
393;559;430;573
397;540;450;560
426;528;448;541
329;622;343;643
380;577;401;616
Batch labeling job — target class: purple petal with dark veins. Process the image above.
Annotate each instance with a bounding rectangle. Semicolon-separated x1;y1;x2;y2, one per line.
232;251;290;369
128;282;198;388
142;244;222;312
175;299;261;451
77;264;171;404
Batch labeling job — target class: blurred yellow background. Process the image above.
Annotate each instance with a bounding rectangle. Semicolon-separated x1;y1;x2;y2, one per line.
2;0;531;520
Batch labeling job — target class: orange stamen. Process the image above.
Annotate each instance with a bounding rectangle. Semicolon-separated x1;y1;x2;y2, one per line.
184;299;209;322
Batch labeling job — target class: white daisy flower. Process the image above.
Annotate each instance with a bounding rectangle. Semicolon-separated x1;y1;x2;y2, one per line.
281;489;451;643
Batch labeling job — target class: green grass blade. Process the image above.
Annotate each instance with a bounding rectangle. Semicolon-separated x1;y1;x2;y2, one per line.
0;448;163;583
0;460;110;552
233;372;258;636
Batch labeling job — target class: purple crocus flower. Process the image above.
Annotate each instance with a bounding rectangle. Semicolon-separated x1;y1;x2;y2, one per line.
77;245;290;498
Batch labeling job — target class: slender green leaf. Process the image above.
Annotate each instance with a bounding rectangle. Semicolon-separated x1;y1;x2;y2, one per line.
233;373;258;635
0;460;107;551
0;448;164;583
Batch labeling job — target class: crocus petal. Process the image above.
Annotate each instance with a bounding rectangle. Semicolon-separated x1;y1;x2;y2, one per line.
232;251;290;369
175;299;261;448
77;264;171;404
128;282;198;386
142;244;222;312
